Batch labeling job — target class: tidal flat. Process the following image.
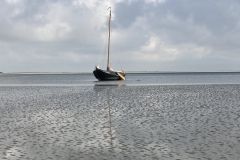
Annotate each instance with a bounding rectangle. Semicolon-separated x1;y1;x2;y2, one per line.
0;85;240;160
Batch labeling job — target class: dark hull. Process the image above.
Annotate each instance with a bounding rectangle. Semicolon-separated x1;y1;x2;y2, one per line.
93;68;125;81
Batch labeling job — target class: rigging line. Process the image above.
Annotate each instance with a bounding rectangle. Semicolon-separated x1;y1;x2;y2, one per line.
100;14;110;68
107;7;111;71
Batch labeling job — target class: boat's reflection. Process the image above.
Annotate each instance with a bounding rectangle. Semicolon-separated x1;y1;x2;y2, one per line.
93;81;125;92
93;82;125;148
107;87;113;147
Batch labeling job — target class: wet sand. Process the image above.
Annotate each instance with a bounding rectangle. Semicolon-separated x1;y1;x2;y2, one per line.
0;84;240;160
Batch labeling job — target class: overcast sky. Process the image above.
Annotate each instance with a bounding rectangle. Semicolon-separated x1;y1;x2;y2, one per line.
1;0;240;72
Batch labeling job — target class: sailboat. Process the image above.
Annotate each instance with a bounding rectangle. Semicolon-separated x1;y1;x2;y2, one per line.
93;8;126;81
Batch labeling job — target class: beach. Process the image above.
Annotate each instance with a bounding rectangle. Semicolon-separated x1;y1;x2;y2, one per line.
1;84;240;160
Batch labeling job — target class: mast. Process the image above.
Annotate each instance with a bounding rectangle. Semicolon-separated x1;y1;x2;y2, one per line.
107;8;111;71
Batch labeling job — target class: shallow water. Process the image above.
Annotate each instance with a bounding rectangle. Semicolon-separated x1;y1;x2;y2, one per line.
0;72;240;86
1;84;240;160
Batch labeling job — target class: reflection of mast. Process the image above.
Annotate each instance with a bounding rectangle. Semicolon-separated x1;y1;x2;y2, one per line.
107;87;113;146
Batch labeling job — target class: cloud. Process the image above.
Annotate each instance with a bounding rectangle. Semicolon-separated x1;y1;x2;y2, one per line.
1;0;240;72
145;0;167;4
111;0;240;71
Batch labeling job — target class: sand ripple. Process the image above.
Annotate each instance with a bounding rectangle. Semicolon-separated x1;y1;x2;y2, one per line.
0;85;240;159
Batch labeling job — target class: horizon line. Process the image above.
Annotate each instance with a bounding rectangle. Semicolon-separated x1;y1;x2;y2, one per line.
1;71;240;74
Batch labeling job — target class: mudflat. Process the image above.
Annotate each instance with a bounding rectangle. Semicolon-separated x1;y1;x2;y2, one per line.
0;84;240;160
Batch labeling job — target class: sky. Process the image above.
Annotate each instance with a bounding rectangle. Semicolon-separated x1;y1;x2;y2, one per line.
1;0;240;72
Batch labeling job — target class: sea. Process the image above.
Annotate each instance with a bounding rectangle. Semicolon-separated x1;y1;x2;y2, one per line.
1;72;240;160
0;72;240;86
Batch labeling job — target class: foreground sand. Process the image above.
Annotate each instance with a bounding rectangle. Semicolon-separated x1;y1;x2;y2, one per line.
0;84;240;160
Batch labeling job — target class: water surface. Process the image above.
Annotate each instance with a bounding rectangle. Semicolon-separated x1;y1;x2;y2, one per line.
0;72;240;86
1;73;240;159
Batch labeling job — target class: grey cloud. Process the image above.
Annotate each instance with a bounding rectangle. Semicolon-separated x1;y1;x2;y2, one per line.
1;0;240;72
145;0;240;49
114;0;145;28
